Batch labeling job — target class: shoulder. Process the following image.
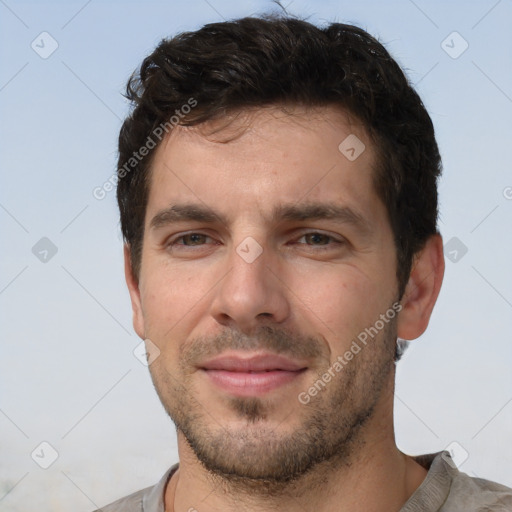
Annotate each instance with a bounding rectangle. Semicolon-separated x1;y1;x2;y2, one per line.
405;451;512;511
92;464;178;512
446;467;512;510
93;486;148;512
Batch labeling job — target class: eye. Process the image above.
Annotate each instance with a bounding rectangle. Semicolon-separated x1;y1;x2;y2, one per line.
295;232;344;248
176;233;209;245
299;233;332;245
167;232;215;249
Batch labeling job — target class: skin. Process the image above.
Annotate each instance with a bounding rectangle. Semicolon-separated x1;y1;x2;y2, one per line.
124;106;445;512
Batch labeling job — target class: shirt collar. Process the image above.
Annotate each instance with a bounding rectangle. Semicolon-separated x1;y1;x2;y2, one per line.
142;463;179;511
143;452;455;511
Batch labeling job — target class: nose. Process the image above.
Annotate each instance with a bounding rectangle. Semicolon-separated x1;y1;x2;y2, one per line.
209;240;291;335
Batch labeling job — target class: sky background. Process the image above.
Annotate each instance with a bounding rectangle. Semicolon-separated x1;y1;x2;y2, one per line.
1;0;511;510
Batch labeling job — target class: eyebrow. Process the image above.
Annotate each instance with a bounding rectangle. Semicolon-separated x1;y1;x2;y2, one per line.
150;204;226;229
149;202;373;236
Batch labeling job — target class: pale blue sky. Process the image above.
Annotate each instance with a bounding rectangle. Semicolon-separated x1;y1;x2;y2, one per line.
1;1;511;510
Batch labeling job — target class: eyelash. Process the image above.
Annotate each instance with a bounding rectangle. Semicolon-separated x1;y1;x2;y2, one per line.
166;232;345;251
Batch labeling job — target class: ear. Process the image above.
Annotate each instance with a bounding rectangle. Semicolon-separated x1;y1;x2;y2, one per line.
124;244;145;339
397;234;445;340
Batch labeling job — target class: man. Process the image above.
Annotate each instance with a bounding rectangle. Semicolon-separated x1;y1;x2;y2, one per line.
96;15;512;512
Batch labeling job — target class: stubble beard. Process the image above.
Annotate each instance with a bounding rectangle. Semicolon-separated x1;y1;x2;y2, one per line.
148;319;397;492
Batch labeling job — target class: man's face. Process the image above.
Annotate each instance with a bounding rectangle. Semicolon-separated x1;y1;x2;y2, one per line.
127;106;401;483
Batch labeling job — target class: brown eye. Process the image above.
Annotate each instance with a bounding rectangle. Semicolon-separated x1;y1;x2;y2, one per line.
167;233;215;250
303;233;332;245
296;232;342;246
179;233;209;246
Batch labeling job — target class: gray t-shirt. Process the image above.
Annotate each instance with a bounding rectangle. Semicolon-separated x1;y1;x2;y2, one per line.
94;451;512;511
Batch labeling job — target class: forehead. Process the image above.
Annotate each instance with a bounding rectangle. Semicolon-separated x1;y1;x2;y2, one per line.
145;105;384;228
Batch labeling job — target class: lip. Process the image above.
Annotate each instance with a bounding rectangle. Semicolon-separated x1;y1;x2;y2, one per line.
199;352;308;397
200;353;307;372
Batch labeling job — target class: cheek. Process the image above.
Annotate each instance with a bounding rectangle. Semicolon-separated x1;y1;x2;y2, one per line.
139;260;223;355
140;270;194;340
287;265;384;343
141;257;205;317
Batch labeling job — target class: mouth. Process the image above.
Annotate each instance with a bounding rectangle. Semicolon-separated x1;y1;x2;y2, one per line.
199;352;308;397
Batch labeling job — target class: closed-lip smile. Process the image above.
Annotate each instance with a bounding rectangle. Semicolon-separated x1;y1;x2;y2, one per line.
199;352;308;396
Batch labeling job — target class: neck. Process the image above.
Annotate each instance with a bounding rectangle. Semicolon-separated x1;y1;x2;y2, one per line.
165;386;427;512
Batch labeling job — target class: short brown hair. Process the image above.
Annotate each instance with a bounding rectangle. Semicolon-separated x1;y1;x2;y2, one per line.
117;15;442;298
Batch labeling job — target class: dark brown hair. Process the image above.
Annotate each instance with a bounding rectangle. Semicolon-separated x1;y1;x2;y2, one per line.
117;15;442;298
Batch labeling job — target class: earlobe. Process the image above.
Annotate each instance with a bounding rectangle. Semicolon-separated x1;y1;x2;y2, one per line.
397;234;445;341
124;245;146;339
